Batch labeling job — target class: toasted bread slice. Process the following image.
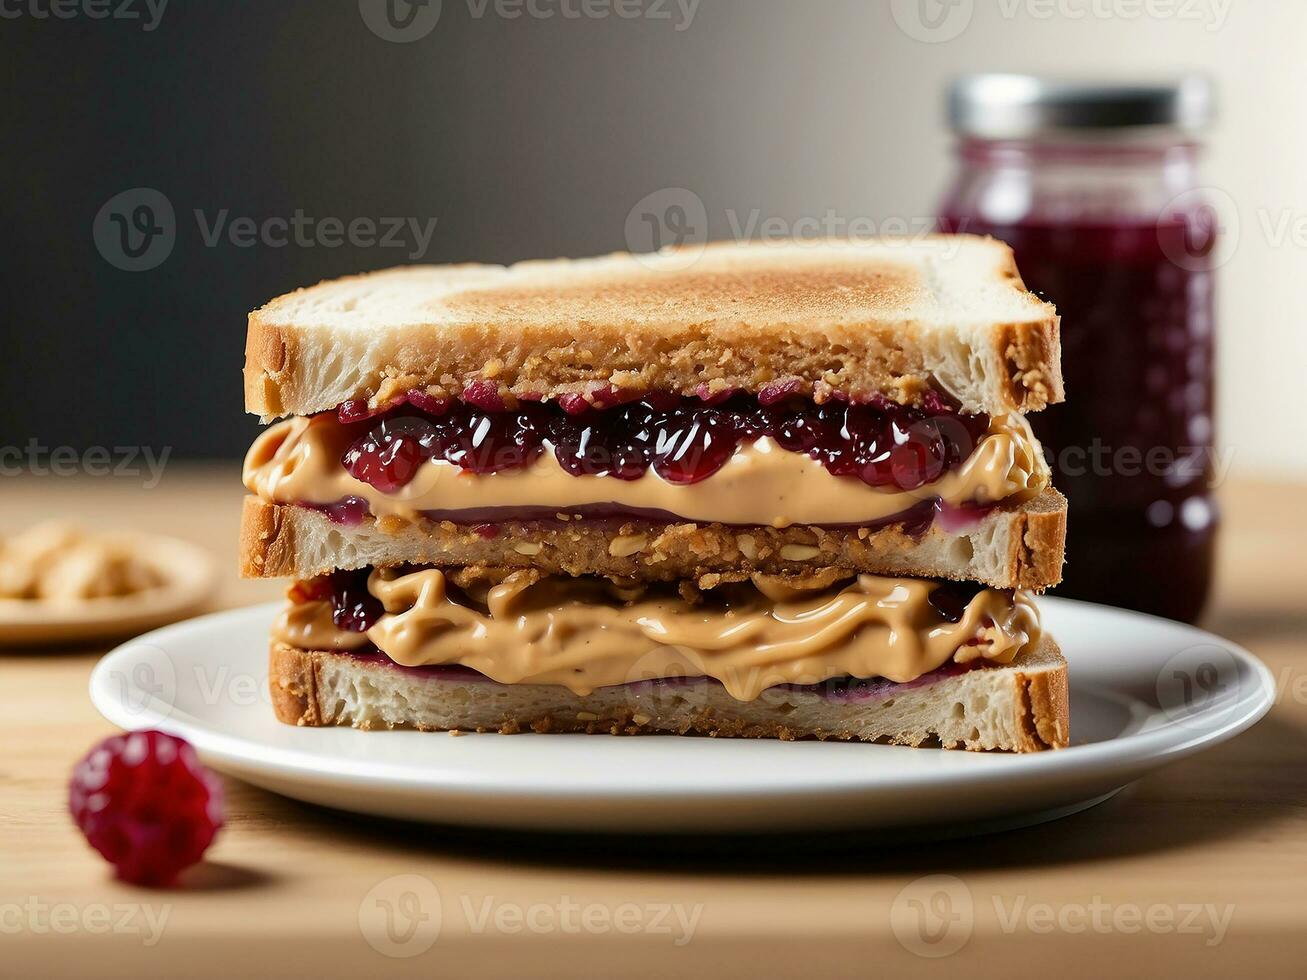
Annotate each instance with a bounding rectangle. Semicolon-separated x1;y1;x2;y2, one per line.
268;635;1068;752
245;237;1061;420
239;489;1066;590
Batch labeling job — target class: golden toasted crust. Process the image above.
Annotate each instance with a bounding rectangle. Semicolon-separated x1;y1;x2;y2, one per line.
239;490;1067;591
244;316;1063;416
239;495;295;581
244;238;1063;419
1018;652;1071;751
268;642;321;728
267;637;1068;750
1003;317;1063;412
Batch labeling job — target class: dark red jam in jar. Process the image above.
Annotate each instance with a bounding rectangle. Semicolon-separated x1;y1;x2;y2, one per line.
939;75;1218;622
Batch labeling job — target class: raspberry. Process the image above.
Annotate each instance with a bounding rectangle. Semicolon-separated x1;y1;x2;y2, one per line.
69;730;224;886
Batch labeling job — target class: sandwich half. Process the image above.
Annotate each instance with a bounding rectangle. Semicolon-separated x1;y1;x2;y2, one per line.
241;236;1070;751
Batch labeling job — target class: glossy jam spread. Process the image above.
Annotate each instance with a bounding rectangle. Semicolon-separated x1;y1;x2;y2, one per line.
941;215;1216;621
245;402;1046;532
339;389;991;493
289;571;383;632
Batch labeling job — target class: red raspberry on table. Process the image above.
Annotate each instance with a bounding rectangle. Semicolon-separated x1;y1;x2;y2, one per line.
69;730;224;886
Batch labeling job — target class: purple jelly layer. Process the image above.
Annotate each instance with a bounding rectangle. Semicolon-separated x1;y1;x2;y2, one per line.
332;647;993;703
335;387;992;493
302;496;372;526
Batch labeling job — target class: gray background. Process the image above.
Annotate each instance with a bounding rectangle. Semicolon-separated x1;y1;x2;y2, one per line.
2;0;1301;473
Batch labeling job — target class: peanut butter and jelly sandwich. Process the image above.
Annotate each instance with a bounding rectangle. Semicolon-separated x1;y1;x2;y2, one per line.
240;238;1068;750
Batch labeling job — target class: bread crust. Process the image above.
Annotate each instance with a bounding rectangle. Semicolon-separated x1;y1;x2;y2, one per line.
268;642;320;728
239;490;1066;590
267;636;1069;751
1018;652;1070;751
244;238;1062;419
245;317;1063;418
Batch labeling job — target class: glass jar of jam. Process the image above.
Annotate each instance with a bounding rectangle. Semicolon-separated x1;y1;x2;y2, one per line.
938;75;1218;623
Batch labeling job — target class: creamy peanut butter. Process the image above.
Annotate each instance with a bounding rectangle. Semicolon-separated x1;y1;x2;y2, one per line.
244;414;1047;529
273;570;1041;700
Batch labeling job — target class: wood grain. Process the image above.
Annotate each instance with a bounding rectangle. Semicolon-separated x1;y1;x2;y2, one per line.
3;466;1305;978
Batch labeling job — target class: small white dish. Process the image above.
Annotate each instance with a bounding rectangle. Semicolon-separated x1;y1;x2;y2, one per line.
90;598;1274;835
0;533;217;646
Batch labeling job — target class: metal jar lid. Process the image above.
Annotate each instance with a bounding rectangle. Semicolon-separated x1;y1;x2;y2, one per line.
948;74;1214;139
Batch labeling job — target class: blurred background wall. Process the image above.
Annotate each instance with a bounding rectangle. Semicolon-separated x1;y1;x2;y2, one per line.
2;0;1303;475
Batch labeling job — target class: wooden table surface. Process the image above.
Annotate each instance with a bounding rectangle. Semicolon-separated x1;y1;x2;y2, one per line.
4;466;1306;979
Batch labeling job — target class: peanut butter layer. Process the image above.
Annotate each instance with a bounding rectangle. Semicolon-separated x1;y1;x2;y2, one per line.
243;413;1048;530
274;568;1041;700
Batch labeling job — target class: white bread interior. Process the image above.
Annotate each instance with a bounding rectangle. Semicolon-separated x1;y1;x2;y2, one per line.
240;489;1066;591
245;237;1062;420
269;635;1068;752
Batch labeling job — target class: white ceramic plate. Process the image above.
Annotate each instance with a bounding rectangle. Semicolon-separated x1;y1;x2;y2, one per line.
0;533;217;646
90;598;1274;834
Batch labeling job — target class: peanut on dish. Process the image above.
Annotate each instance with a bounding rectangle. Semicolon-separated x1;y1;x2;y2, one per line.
0;522;165;602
